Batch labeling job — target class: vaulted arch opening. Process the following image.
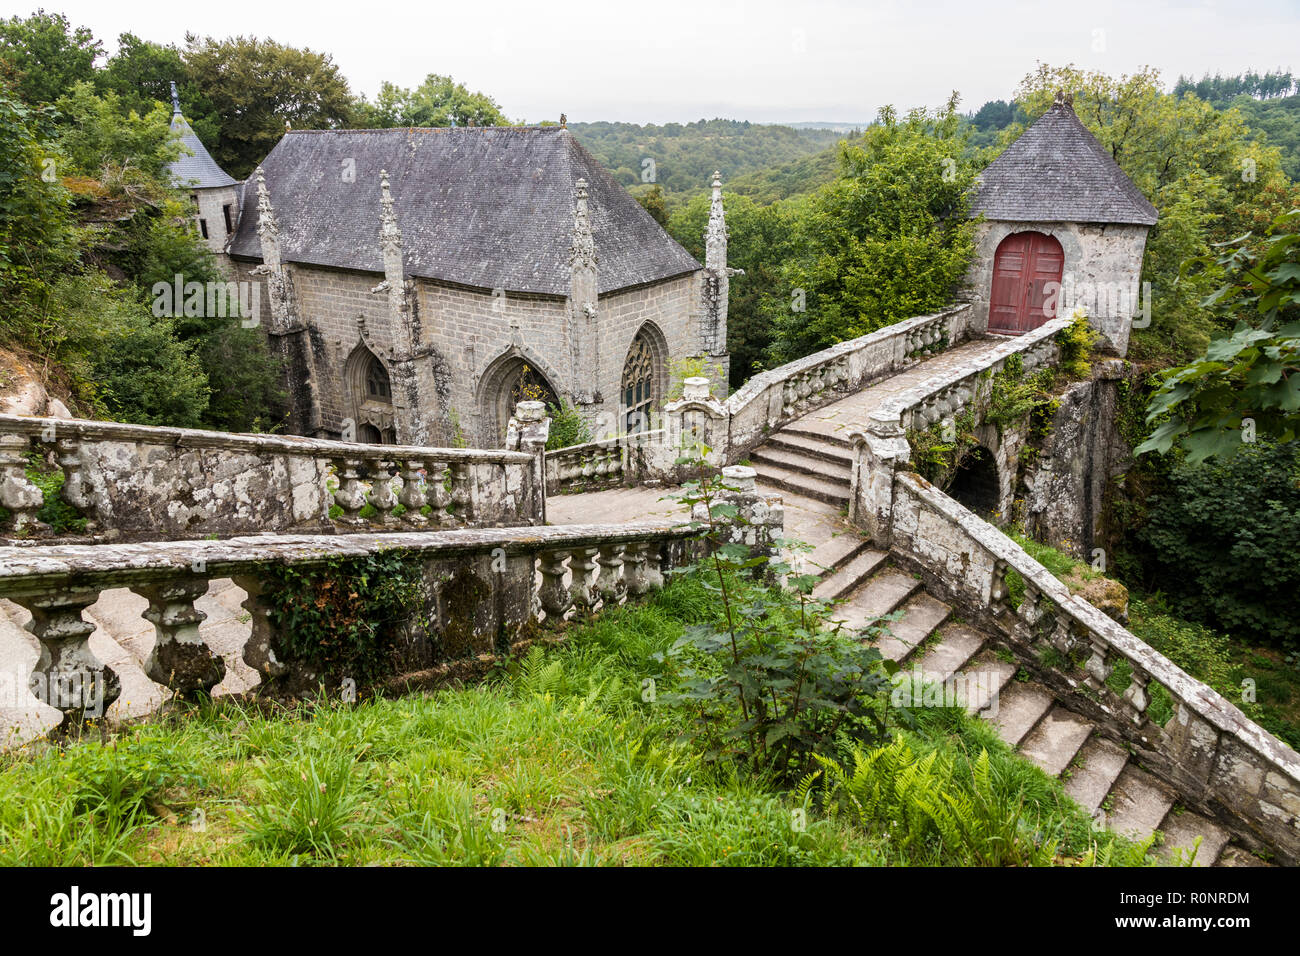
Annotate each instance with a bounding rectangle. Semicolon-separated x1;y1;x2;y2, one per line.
478;352;561;447
948;446;1001;518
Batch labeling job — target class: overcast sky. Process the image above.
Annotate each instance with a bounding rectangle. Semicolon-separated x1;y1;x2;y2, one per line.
7;0;1298;123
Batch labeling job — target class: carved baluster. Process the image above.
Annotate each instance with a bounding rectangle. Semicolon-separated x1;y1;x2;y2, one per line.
136;576;225;700
55;436;91;524
232;574;289;680
1083;637;1113;691
0;434;45;534
538;549;572;621
331;458;368;525
596;544;626;607
368;460;400;523
623;542;650;598
642;541;665;592
398;460;429;527
1049;617;1076;655
782;379;798;419
989;559;1010;611
450;462;473;525
1122;667;1152;724
568;547;598;612
1017;582;1044;628
427;462;454;527
14;588;120;737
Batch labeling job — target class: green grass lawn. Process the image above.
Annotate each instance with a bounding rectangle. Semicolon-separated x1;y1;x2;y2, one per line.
0;575;1161;866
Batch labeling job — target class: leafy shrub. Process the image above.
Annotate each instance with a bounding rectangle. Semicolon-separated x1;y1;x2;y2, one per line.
1139;440;1300;647
544;398;592;450
259;551;428;683
653;446;895;783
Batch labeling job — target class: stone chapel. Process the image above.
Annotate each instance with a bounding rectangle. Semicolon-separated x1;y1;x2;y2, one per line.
170;114;732;448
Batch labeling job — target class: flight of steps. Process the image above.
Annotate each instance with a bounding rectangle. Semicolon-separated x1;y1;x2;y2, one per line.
750;426;1263;867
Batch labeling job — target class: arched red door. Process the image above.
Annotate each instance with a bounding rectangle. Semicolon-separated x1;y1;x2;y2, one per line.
988;232;1064;335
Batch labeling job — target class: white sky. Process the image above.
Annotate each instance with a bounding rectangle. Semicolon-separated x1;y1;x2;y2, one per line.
5;0;1298;123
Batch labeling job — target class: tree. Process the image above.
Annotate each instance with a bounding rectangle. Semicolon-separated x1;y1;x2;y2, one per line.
356;74;509;129
0;10;100;106
96;33;222;146
1137;208;1300;462
183;34;358;179
634;184;668;227
1013;64;1299;365
767;97;977;363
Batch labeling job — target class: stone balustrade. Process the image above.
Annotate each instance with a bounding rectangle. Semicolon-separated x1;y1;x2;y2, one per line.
0;521;697;736
882;468;1300;863
723;304;973;456
545;435;633;492
0;413;543;541
871;313;1070;438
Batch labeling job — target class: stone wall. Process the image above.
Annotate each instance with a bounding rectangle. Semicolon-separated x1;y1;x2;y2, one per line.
965;220;1149;356
193;184;241;255
231;256;705;449
0;414;542;542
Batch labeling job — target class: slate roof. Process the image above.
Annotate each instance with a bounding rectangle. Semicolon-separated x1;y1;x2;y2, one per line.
167;111;238;189
226;126;703;296
971;101;1158;226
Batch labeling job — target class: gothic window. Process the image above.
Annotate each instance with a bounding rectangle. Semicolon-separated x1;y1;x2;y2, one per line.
509;363;559;412
622;332;659;435
366;356;392;401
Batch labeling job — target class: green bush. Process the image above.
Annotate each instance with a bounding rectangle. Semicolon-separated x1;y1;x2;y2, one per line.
1139;441;1300;648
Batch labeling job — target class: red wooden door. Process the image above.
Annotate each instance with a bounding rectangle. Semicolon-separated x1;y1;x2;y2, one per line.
988;232;1064;334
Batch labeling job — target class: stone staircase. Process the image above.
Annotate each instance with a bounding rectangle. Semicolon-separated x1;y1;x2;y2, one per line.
750;425;1264;867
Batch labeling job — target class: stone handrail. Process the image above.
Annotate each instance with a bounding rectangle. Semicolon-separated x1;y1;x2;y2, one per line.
887;470;1300;863
544;430;666;492
870;313;1070;436
724;304;974;455
0;520;702;736
0;413;542;541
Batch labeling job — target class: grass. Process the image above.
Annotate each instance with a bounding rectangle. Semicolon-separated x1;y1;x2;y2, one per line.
0;575;1159;866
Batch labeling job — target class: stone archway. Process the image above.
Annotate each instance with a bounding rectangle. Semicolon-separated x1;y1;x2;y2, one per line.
621;322;669;435
948;446;1001;517
477;351;561;446
344;344;396;443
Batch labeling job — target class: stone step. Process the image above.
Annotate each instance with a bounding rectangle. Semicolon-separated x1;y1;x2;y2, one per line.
1217;846;1270;867
989;680;1055;746
778;424;854;450
1017;705;1095;777
812;549;889;604
962;650;1020;716
751;446;852;484
828;565;919;620
1062;736;1131;814
1104;764;1176;842
1158;809;1231;867
753;463;848;507
914;623;986;684
806;534;874;578
872;591;951;662
763;432;854;467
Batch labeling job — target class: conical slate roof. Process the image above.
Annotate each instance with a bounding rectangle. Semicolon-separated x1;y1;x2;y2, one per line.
226;126;702;296
971;99;1157;226
167;109;238;190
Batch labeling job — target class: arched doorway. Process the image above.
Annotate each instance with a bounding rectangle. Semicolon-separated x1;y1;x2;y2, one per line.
479;353;561;446
621;324;668;435
344;345;397;444
948;447;1001;518
989;231;1064;335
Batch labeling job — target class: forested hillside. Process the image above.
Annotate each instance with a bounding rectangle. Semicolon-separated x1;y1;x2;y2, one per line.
568;119;841;201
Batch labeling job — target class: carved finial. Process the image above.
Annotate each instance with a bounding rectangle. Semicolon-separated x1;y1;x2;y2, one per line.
255;167;278;240
706;170;727;271
170;81;180;114
570;177;597;271
1053;88;1074;109
560;112;567;128
285;119;292;132
378;169;401;253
